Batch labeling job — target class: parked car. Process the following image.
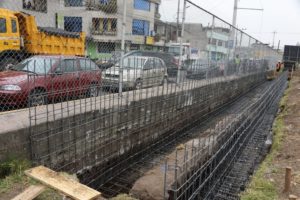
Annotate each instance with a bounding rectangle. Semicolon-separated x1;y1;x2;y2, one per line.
136;51;179;77
186;59;209;79
103;56;168;89
96;51;179;76
0;55;101;107
95;51;138;70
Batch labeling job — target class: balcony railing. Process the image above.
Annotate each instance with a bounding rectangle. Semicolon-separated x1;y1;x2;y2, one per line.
86;0;117;13
92;29;117;36
149;0;161;4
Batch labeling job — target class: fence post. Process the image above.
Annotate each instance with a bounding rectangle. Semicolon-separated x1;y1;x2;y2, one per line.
284;167;292;193
119;0;127;96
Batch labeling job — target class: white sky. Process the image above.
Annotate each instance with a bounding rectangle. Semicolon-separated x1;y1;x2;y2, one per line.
160;0;300;49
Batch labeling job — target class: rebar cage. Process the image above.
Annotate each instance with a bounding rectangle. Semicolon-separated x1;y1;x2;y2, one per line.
0;0;285;199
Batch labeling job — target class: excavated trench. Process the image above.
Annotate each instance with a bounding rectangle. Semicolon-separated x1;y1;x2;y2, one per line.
78;74;287;199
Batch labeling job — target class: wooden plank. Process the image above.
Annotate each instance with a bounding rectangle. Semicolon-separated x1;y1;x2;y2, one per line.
11;185;46;200
25;166;101;200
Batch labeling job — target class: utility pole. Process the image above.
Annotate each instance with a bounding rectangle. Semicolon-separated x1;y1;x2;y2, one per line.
177;0;186;84
232;0;238;28
232;0;264;27
176;0;181;42
119;0;127;96
231;0;264;58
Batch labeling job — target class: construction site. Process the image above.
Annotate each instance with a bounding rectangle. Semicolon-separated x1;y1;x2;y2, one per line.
0;0;300;200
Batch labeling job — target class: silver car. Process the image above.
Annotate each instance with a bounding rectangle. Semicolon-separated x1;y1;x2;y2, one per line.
103;56;168;89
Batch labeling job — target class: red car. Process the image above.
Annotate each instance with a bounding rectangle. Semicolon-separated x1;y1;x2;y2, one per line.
0;55;102;108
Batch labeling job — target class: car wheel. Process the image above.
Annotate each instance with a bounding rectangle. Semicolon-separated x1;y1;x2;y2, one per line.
87;83;100;97
135;79;142;90
29;89;47;107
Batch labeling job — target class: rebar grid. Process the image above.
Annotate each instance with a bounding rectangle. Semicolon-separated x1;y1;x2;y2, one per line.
0;1;285;199
166;73;287;200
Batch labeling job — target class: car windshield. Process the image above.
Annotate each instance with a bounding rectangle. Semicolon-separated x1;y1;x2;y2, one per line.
116;57;146;69
168;47;181;56
12;57;57;74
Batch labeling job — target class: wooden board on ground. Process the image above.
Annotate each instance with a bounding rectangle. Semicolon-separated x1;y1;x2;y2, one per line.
25;166;101;200
11;185;46;200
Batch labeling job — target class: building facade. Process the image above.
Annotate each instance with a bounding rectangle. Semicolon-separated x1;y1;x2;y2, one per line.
0;0;161;59
154;21;231;60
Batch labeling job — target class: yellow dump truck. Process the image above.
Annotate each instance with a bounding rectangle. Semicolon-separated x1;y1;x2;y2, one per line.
0;8;86;70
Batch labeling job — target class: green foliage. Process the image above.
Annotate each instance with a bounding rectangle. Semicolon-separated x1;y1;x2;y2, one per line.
0;158;30;179
0;158;31;194
0;158;61;199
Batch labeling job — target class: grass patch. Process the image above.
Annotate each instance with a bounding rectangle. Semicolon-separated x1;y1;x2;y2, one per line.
0;158;31;194
0;158;61;199
241;82;291;200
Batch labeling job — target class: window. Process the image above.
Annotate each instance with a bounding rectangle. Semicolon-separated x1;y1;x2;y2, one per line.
11;19;17;33
12;57;56;74
211;39;217;45
132;19;149;35
98;42;115;53
79;59;98;71
92;18;117;35
111;19;117;31
134;0;150;11
100;0;110;4
60;59;78;72
23;0;47;12
144;59;154;69
65;0;83;7
218;40;223;47
122;57;146;69
154;59;163;69
64;17;82;32
103;19;108;31
0;18;6;33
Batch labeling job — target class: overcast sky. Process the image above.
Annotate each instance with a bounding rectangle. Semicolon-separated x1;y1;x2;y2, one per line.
160;0;300;49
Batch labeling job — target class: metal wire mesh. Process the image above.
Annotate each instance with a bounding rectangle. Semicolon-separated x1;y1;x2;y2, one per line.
0;0;286;199
164;72;287;200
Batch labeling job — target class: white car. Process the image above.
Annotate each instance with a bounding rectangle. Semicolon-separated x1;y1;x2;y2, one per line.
103;56;168;89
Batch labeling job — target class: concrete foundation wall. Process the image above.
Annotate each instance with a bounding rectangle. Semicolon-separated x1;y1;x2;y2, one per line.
0;74;265;177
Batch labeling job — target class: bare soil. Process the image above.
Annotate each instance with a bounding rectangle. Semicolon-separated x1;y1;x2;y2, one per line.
266;70;300;199
130;116;233;200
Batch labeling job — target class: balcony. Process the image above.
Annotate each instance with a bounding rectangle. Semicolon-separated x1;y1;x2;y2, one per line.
149;0;161;4
92;30;117;36
86;0;117;13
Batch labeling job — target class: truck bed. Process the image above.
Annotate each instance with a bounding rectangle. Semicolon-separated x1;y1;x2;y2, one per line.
38;27;81;38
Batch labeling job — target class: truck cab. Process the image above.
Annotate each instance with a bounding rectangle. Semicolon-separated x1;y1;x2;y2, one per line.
166;43;200;68
0;8;21;54
0;8;86;71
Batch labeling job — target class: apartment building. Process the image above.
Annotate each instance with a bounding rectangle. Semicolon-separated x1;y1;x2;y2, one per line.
154;21;231;60
0;0;161;59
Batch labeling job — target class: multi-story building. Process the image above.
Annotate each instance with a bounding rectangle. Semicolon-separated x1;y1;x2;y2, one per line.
154;21;231;60
205;26;231;61
0;0;161;59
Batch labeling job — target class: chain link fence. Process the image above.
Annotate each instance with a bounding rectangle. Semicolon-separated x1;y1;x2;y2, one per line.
0;0;284;198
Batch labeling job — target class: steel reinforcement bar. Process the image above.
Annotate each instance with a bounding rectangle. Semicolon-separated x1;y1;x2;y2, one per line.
167;72;288;200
